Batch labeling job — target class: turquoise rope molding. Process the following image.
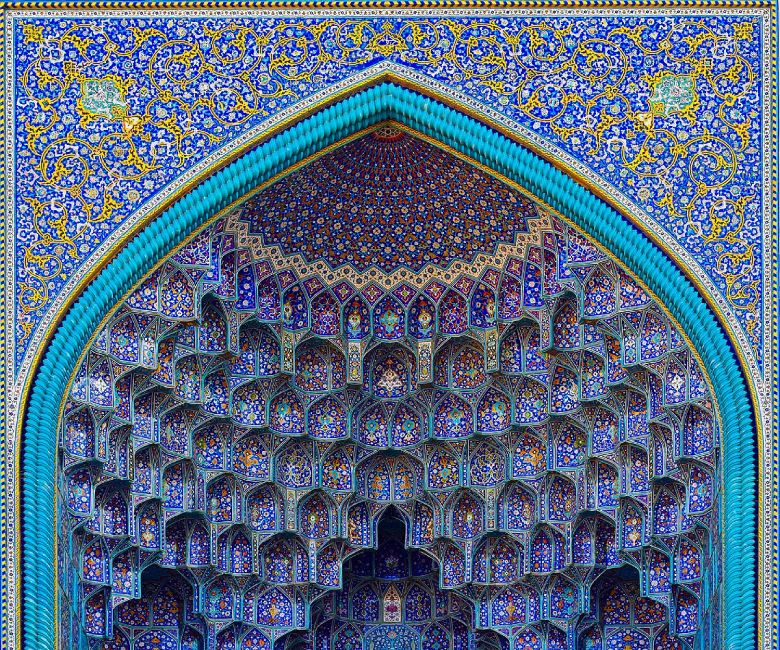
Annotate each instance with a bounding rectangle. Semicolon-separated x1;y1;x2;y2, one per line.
21;82;756;649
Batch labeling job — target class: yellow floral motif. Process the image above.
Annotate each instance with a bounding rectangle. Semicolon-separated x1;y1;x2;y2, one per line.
367;22;408;57
646;72;699;121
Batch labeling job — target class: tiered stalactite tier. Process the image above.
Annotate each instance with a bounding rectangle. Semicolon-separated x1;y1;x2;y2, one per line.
59;132;719;650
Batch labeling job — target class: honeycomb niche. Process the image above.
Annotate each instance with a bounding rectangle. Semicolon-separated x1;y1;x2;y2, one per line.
59;127;720;650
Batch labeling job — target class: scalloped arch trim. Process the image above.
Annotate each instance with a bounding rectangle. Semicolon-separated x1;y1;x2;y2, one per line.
22;82;756;649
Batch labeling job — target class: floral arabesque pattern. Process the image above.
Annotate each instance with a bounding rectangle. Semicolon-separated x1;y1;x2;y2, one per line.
11;13;766;366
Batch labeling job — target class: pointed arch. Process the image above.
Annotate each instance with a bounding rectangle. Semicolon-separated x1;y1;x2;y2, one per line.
23;81;755;650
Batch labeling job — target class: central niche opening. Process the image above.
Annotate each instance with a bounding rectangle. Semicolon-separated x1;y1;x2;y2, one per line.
283;510;476;650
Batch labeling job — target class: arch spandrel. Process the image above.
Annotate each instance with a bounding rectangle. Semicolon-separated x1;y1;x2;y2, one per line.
23;84;754;650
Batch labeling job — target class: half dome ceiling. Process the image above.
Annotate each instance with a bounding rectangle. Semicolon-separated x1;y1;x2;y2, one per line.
236;124;543;285
61;121;718;650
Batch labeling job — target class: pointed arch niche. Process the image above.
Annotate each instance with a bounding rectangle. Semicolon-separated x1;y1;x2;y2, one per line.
23;83;755;650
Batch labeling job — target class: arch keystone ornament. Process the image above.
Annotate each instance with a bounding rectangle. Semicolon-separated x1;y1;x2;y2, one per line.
21;82;756;650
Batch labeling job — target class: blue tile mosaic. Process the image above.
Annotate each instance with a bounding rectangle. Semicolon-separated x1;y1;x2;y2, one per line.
54;145;721;647
2;8;771;650
8;11;768;369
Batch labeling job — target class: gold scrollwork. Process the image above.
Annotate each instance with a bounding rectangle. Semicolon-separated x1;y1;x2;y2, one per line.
15;16;761;346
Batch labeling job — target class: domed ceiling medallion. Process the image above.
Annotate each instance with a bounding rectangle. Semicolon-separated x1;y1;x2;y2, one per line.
232;124;549;292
